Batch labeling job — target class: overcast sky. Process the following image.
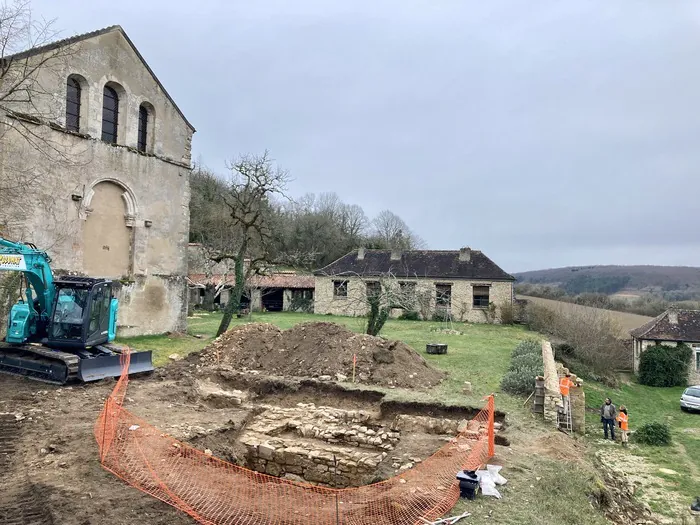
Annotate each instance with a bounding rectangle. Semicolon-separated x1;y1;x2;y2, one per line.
30;0;700;272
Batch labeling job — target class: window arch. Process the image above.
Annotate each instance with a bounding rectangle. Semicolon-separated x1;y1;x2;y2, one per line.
101;85;120;143
137;102;155;153
66;75;86;132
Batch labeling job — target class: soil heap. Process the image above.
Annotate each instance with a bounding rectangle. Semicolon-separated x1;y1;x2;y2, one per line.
199;322;445;388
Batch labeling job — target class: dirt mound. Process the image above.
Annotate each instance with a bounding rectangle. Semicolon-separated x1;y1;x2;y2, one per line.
199;322;445;388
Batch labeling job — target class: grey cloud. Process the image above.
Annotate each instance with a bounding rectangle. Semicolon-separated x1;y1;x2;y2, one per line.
31;0;700;271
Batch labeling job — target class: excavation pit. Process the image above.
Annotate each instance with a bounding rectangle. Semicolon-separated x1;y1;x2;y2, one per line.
181;373;505;488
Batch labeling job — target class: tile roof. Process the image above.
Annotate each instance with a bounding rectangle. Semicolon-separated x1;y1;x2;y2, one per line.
630;308;700;342
188;273;315;289
2;25;195;131
314;249;514;281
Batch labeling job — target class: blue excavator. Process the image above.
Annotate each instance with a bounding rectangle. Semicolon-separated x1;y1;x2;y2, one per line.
0;236;154;384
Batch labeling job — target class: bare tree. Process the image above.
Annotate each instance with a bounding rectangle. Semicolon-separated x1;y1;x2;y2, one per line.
210;151;290;336
371;210;426;250
337;272;421;336
1;0;86;238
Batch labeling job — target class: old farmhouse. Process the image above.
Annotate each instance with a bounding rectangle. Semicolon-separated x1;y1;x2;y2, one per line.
314;247;515;322
630;308;700;385
0;26;194;335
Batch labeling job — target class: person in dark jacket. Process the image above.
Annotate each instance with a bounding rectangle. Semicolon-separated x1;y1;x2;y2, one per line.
601;398;617;440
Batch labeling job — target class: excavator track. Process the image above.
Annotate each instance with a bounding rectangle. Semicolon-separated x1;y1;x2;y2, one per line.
0;342;79;385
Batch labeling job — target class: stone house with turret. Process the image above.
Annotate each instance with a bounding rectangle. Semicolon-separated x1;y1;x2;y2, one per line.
0;25;194;335
314;247;515;323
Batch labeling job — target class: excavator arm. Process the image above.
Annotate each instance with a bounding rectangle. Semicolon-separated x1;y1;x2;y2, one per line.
0;237;56;343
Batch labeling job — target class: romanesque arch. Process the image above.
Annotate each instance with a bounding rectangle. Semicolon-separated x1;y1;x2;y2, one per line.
82;179;136;278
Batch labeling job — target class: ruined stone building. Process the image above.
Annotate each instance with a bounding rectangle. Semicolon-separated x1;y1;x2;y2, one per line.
0;26;194;335
314;248;515;322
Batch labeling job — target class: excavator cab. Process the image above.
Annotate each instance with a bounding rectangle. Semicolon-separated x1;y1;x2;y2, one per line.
1;237;153;384
47;278;117;349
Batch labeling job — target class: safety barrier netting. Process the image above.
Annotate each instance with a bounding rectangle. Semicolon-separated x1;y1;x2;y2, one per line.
95;349;495;525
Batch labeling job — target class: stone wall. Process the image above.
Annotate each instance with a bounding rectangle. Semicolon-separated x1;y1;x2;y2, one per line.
314;276;513;323
239;403;398;486
541;340;586;433
541;341;560;425
0;27;193;335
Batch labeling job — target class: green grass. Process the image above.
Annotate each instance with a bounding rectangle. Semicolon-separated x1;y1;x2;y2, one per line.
584;378;700;510
117;311;626;522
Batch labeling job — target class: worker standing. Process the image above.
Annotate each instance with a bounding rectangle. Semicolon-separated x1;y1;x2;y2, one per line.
617;405;629;447
559;373;576;416
600;398;617;440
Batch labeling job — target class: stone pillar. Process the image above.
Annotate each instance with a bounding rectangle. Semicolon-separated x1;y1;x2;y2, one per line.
219;288;230;306
283;289;293;311
541;341;560;424
251;289;262;311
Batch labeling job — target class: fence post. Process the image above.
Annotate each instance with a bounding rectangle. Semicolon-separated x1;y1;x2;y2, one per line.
488;394;495;457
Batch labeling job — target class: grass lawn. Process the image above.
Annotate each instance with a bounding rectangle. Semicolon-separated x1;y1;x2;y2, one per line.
117;312;618;523
585;379;700;515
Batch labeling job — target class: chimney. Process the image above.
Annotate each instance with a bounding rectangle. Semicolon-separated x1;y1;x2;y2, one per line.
357;247;365;260
668;309;679;325
390;249;401;261
459;247;472;262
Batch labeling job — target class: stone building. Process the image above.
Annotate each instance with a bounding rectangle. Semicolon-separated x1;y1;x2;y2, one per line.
314;247;515;322
630;308;700;385
0;26;194;335
187;244;315;312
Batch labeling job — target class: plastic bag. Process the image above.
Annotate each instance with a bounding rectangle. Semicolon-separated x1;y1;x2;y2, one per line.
476;470;501;499
487;464;508;485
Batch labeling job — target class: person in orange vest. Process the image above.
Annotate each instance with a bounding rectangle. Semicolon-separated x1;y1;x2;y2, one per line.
559;373;576;416
617;405;629;447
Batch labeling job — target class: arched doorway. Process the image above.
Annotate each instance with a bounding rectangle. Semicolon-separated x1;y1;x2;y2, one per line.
82;181;133;278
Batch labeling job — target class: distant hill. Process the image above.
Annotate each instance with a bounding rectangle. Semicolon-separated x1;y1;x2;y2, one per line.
514;265;700;296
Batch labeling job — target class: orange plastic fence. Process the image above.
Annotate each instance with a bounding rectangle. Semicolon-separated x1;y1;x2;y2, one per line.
95;349;496;525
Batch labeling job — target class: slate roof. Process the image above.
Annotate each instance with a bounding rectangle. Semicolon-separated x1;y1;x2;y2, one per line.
630;308;700;342
2;25;195;131
314;249;515;281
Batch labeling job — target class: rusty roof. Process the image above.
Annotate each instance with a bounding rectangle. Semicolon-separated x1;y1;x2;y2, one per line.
630;308;700;342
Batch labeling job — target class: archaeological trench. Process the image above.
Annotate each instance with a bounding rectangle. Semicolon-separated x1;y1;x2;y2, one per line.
150;365;508;488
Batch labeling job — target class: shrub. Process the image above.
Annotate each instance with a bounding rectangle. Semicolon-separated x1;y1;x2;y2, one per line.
634;422;672;446
511;352;545;371
555;343;575;358
501;340;544;396
399;310;420;321
501;365;543;396
638;344;693;387
499;302;515;325
511;339;541;358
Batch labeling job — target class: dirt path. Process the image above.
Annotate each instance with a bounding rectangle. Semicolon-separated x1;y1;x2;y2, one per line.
0;375;194;525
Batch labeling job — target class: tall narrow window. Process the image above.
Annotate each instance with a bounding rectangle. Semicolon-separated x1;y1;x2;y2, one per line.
138;104;148;152
102;86;119;143
66;78;81;132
